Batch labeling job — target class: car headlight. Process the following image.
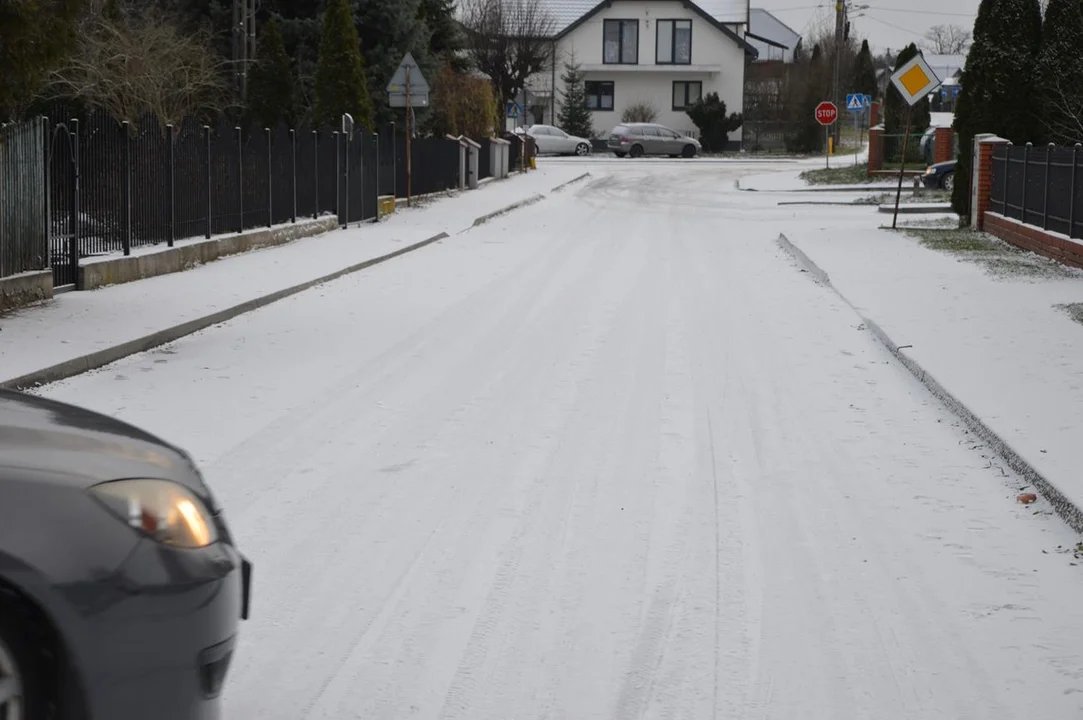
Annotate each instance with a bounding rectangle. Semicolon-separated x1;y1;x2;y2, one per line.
924;166;935;174
90;478;218;549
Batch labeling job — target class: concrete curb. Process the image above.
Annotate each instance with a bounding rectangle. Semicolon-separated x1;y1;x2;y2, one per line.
776;232;1083;535
550;172;592;192
877;203;954;214
2;232;450;391
468;194;546;229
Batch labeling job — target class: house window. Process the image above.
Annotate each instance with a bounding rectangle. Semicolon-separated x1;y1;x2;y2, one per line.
672;81;702;110
657;19;692;64
603;19;639;64
585;81;615;110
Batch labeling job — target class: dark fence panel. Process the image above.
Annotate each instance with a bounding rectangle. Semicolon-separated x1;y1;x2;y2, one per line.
175;117;210;242
130;117;171;248
317;130;339;217
0;118;49;278
242;128;271;229
991;143;1083;239
79;113;126;257
210;120;242;235
478;138;492;180
396;137;460;198
377;126;396;197
361;132;378;221
46;120;78;287
270;125;295;225
295;127;319;220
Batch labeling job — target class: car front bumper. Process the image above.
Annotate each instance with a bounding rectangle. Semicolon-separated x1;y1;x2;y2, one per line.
65;536;251;720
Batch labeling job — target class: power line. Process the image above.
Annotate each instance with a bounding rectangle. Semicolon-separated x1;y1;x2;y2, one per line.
856;12;924;35
863;6;976;18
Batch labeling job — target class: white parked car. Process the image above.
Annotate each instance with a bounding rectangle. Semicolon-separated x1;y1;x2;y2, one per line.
523;125;592;156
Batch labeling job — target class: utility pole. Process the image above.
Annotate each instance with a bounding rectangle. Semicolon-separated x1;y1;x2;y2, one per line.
232;0;257;102
833;0;846;146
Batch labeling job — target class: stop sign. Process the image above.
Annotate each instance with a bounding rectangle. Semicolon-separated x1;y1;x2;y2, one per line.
815;101;838;126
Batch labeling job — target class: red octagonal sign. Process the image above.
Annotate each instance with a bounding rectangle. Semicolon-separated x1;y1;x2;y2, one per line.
815;101;838;126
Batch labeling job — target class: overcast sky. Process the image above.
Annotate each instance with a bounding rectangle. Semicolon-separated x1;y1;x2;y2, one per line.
754;0;982;55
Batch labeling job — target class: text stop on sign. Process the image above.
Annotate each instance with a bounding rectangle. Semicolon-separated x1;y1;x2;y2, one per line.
815;101;838;126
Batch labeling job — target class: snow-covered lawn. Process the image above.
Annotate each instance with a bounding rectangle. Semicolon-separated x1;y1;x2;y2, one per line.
31;162;1083;719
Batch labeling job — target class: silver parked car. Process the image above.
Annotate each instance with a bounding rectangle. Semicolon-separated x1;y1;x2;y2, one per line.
524;124;592;156
607;123;701;158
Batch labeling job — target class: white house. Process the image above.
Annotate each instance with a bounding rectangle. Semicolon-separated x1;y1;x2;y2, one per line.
520;0;757;145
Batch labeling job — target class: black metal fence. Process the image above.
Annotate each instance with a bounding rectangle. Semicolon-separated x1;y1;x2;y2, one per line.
990;143;1083;238
0;118;49;278
0;109;476;291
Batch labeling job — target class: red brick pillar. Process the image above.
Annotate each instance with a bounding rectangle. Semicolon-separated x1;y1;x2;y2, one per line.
868;125;884;175
869;101;881;128
972;135;1009;230
934;127;955;164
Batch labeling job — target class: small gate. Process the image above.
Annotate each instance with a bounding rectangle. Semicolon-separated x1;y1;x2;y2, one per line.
48;120;80;289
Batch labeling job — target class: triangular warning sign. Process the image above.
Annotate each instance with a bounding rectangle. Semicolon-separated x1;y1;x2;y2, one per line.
847;95;863;110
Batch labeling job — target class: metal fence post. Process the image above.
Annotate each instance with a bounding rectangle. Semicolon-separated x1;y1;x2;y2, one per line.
343;130;349;229
266;127;273;227
70;119;80;288
122;120;132;256
41;117;50;271
167;123;176;247
390;122;396;199
236;126;243;233
290;128;297;223
1071;144;1080;239
1043;142;1054;230
334;130;341;221
313;130;319;220
204;125;212;239
373;131;379;220
1021;142;1031;225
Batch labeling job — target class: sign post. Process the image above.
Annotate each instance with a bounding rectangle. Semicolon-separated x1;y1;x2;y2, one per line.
815;101;838;168
386;52;430;206
846;93;864;166
887;54;942;229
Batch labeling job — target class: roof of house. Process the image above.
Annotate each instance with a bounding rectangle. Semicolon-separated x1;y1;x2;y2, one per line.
748;8;800;49
540;0;749;34
545;0;756;55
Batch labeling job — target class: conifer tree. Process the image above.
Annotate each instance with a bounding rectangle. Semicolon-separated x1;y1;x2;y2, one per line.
1035;0;1083;144
313;0;374;130
246;18;296;128
851;39;878;99
557;59;593;139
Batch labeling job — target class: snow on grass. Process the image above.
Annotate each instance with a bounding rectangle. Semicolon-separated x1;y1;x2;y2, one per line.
904;227;1082;280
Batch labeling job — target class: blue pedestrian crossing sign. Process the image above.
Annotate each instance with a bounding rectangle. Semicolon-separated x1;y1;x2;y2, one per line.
846;93;864;112
862;94;872;107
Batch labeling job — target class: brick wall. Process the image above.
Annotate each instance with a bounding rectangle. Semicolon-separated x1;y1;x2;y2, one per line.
973;136;1009;229
985;213;1083;269
868;126;883;174
934;127;954;164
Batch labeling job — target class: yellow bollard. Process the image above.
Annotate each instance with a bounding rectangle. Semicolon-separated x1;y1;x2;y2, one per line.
529;156;537;169
828;136;834;155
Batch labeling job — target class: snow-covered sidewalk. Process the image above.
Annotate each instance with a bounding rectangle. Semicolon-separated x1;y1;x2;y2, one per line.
0;164;590;386
782;223;1083;519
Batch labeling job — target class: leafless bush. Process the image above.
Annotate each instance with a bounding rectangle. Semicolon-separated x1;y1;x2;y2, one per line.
622;102;658;123
48;2;228;128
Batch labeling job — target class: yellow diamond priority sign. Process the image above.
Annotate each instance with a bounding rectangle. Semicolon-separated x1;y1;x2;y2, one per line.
889;54;942;106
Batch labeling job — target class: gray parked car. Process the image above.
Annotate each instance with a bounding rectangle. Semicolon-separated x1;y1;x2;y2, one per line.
607;123;702;158
0;389;251;719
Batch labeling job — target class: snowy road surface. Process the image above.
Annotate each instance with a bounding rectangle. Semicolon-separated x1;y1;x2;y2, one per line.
37;162;1083;719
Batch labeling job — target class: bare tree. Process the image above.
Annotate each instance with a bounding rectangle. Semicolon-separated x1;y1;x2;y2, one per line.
47;1;228;128
921;24;972;55
1043;75;1083;145
461;0;555;113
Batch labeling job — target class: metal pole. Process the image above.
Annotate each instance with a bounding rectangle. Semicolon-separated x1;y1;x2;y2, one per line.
1071;145;1080;239
334;131;341;220
406;66;412;205
266;127;273;227
70;119;80;288
854;111;858;166
290;128;297;223
204;125;212;238
168;123;175;247
390;122;396;202
41;117;49;269
891;105;912;230
374;130;380;219
1021;142;1031;224
1043;142;1054;230
236;126;244;232
825;124;829;169
122;120;131;256
313;130;319;220
343;127;350;229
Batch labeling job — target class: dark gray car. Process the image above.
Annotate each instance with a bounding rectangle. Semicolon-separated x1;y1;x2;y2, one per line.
0;389;250;719
607;123;702;158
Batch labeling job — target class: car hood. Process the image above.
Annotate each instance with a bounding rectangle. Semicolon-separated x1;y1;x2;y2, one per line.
0;390;207;496
928;160;956;171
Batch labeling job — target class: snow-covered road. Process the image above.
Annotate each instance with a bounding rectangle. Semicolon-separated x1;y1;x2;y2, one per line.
38;163;1083;718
